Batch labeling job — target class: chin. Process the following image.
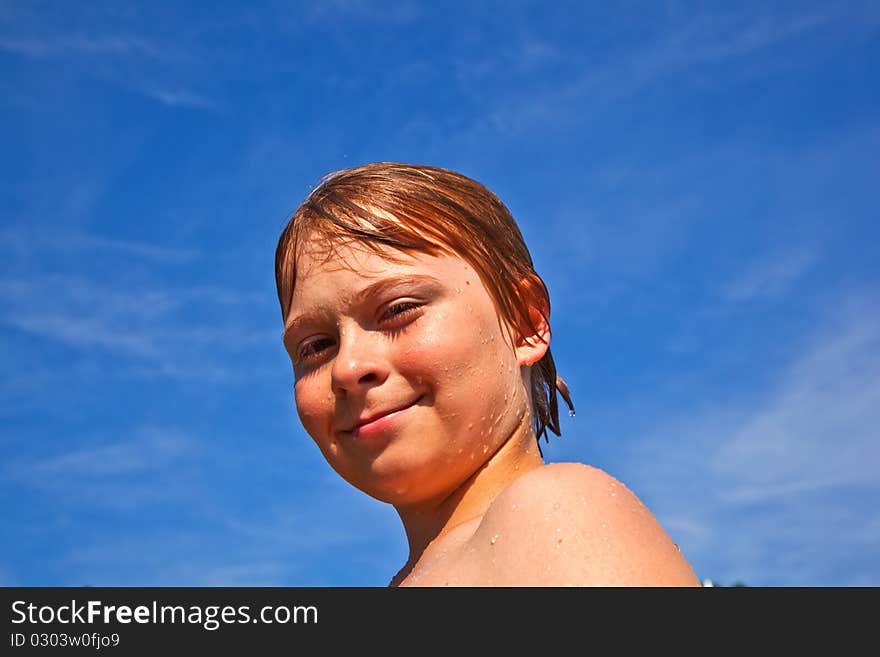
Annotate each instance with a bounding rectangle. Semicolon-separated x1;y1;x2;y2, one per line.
349;460;454;506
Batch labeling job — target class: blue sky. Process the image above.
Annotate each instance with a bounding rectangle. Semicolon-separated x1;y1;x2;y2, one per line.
1;1;878;587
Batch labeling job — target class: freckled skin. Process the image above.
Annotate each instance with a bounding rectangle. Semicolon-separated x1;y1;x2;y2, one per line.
284;239;701;587
286;242;539;509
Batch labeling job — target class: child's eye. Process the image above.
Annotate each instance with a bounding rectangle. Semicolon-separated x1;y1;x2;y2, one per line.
382;301;421;322
296;337;335;363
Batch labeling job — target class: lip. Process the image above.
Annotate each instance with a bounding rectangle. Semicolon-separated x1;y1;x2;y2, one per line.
347;398;421;439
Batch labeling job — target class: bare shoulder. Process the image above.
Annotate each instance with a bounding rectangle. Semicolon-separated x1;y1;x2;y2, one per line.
469;462;701;586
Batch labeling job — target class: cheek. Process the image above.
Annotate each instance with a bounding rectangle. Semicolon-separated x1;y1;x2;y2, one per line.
293;376;332;439
405;308;515;392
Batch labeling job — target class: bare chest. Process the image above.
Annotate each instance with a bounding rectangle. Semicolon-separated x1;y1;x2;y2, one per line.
396;521;491;587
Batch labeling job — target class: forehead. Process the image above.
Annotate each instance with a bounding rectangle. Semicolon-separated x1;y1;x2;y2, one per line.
295;236;405;280
292;230;469;282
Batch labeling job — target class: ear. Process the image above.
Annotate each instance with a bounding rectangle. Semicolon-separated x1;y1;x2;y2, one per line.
514;276;551;367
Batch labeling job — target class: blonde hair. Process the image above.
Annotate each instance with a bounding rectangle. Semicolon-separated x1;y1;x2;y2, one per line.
274;162;573;442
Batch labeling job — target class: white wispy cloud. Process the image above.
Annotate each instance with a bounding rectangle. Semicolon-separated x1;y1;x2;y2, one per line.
2;427;195;516
8;427;193;479
0;34;161;58
134;85;218;110
712;297;880;500
47;474;401;585
0;275;172;355
486;6;856;133
635;7;835;72
1;228;199;268
722;247;819;302
0;270;270;365
613;291;880;584
63;538;314;586
0;25;216;110
7;313;160;357
65;233;201;263
1;425;211;521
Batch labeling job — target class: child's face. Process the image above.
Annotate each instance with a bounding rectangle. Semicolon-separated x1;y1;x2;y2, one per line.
283;238;534;505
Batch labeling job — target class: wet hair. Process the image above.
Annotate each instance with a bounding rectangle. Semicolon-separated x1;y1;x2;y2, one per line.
274;162;573;443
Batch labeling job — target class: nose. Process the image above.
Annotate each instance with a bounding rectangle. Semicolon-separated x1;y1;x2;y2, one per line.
330;325;389;397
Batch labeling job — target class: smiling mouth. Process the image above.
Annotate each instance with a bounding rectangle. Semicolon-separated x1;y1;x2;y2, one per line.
347;398;422;438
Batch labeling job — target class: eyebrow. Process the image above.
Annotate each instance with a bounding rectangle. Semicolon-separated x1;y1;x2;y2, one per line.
282;273;443;344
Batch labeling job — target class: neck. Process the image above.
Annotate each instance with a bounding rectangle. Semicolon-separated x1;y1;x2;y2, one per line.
391;415;545;580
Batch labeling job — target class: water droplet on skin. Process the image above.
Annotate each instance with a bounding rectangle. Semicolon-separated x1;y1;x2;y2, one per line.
482;444;488;454
544;515;550;522
490;534;499;545
601;523;607;529
511;504;517;511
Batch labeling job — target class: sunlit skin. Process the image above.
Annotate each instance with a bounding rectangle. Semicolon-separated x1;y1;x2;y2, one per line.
283;237;701;586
